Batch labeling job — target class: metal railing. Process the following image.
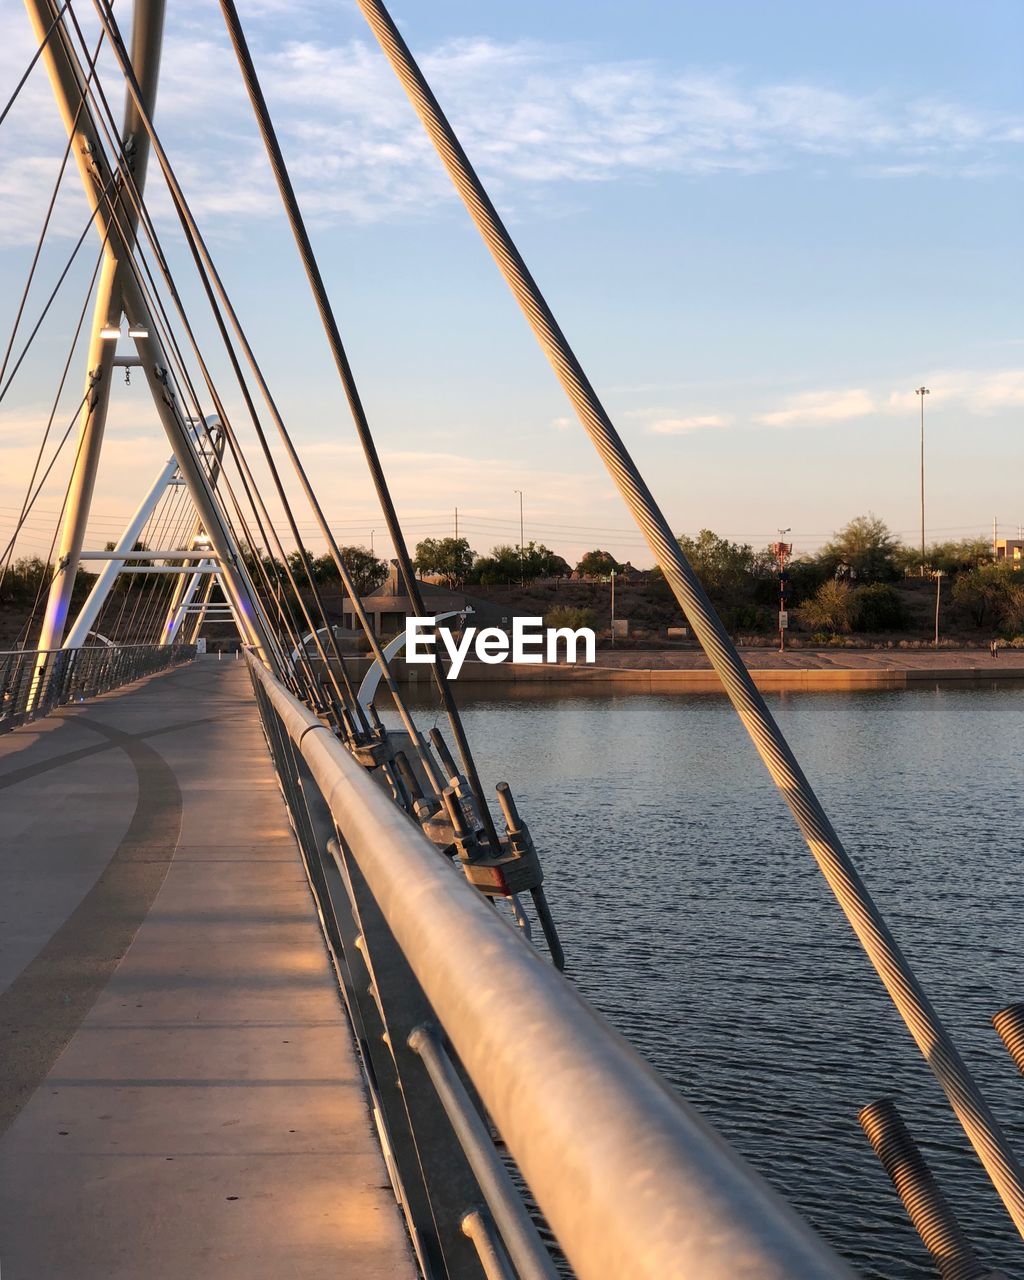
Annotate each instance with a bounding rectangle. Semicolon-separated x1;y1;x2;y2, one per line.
0;644;196;732
245;651;852;1280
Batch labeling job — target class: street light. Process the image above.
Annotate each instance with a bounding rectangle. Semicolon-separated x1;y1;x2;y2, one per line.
513;489;524;585
933;569;943;648
915;386;930;573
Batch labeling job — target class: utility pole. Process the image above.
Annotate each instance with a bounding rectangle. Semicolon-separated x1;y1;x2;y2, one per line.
915;386;929;573
514;489;524;585
370;529;375;554
772;530;792;652
610;568;616;647
993;516;998;556
454;507;458;539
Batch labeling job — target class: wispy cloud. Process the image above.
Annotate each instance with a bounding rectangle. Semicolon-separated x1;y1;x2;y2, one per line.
640;368;1024;435
2;7;1022;245
756;388;874;427
648;413;733;434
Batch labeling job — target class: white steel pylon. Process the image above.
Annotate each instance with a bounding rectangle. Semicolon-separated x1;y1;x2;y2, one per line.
24;0;277;672
61;429;239;648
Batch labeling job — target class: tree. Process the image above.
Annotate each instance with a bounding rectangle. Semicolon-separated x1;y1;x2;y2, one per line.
335;545;388;597
576;549;621;577
676;530;764;598
471;541;565;585
799;580;854;634
893;537;993;577
0;556;48;605
819;514;900;583
286;546;387;597
951;563;1016;629
414;537;475;589
1002;584;1024;636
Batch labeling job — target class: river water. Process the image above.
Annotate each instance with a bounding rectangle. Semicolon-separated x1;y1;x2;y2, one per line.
390;680;1023;1277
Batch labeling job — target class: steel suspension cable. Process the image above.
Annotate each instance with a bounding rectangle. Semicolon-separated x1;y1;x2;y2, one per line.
0;166;119;406
41;19;300;679
134;485;192;642
61;0;359;716
0;0;70;131
89;0;447;787
41;3;285;668
17;382;102;648
353;0;1024;1235
0;385;94;572
216;0;493;824
0;239;106;591
0;27;103;390
117;486;175;642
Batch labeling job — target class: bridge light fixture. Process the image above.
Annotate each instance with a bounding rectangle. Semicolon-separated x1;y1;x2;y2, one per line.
128;325;149;338
99;326;121;339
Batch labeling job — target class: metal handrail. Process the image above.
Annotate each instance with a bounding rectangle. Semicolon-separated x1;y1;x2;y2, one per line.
245;651;851;1280
0;643;195;731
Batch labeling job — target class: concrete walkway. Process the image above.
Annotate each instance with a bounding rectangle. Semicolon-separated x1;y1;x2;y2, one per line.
0;657;414;1279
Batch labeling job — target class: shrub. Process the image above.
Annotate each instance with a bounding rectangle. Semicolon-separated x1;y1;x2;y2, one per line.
798;580;854;634
721;604;770;634
545;605;596;631
851;583;908;632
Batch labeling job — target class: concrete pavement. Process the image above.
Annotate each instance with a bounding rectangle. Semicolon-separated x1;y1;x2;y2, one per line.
0;656;414;1279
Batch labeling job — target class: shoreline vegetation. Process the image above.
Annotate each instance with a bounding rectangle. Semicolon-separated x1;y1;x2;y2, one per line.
4;514;1022;660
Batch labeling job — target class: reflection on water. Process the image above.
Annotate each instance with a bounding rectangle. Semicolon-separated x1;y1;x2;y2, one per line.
384;681;1024;1278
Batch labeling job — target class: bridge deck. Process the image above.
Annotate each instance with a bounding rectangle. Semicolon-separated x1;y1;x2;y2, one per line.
0;657;414;1279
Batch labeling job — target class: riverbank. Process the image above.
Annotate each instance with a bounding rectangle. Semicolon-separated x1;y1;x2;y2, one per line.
329;648;1024;692
443;649;1024;690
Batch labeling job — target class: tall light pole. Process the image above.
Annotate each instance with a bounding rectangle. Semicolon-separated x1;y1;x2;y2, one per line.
933;569;943;648
915;386;929;572
513;489;524;585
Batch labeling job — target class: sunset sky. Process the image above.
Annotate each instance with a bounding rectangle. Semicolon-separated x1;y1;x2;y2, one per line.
1;0;1021;566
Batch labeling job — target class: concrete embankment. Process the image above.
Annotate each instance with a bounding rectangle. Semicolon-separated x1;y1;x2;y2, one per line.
325;654;1024;692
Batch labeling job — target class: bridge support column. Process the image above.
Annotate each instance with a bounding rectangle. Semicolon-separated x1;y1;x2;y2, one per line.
23;0;279;670
26;0;165;664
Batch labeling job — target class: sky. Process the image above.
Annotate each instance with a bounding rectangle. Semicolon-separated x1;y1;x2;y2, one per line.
1;0;1022;567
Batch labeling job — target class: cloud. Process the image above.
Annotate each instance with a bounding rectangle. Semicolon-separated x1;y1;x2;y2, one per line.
648;414;733;434
756;388;875;427
886;369;1024;414
640;368;1024;436
2;6;1022;245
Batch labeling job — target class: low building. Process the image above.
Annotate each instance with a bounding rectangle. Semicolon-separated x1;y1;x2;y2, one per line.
340;562;511;637
995;539;1023;569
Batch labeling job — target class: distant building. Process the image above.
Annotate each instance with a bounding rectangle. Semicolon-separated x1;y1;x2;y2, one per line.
339;561;512;637
995;539;1023;569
